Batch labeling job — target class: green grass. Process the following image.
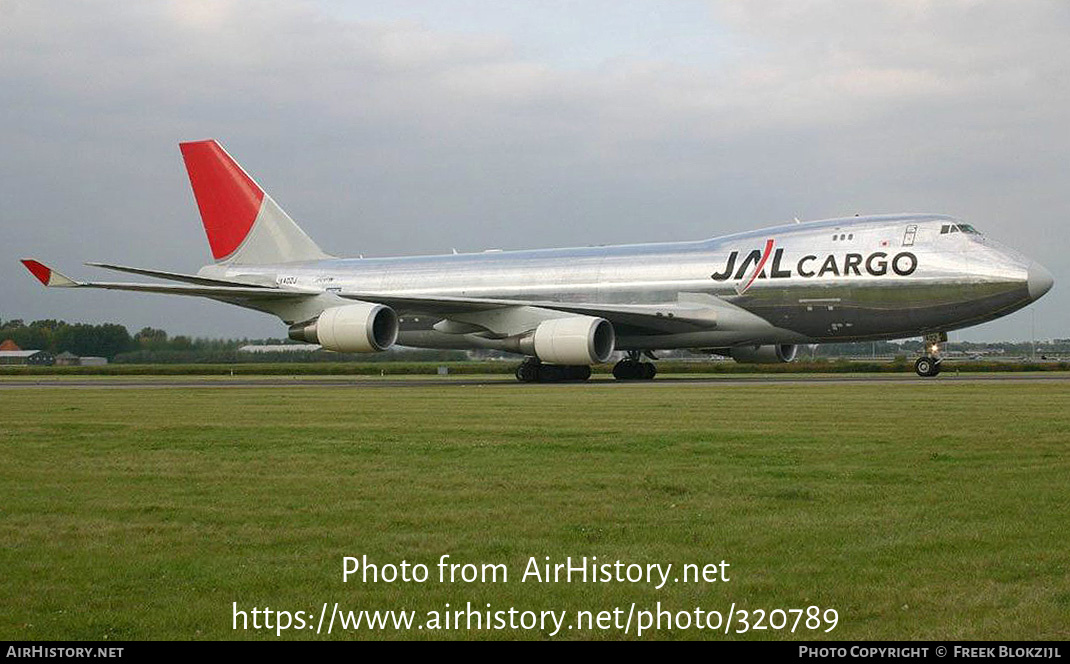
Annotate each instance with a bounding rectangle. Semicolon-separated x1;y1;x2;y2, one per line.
1;382;1068;640
2;358;1068;376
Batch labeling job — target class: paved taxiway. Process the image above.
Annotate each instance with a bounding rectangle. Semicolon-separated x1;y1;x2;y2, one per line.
2;373;1068;389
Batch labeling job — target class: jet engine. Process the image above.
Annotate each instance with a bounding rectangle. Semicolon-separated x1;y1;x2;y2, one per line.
726;344;798;364
518;316;615;365
288;302;398;352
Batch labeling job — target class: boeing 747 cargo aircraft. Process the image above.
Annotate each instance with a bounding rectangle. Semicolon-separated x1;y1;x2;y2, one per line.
22;140;1053;380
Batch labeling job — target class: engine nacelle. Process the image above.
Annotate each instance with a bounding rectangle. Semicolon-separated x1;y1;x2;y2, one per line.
520;316;615;365
288;302;398;352
727;344;798;364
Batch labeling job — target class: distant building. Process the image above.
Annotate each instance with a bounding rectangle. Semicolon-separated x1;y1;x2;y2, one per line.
0;339;21;352
0;350;55;366
54;351;108;366
55;351;80;366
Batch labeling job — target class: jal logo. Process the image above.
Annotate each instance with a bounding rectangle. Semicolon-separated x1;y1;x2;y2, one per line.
711;239;917;291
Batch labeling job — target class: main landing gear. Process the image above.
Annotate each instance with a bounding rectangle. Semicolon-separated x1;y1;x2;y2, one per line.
515;357;592;383
915;333;946;377
513;351;660;383
612;351;657;381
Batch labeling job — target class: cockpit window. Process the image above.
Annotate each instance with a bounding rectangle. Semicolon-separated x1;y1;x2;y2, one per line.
940;223;981;235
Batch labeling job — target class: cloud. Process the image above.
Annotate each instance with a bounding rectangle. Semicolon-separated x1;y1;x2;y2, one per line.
1;1;1066;340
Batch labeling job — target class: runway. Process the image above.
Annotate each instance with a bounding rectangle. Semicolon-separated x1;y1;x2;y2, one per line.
2;372;1069;389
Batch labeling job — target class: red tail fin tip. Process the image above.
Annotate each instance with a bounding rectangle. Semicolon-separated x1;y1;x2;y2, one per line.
21;259;52;285
179;140;265;260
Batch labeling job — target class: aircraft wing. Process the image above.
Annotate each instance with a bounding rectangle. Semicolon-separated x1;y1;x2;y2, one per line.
84;262;276;288
338;291;720;334
23;259;725;334
20;260;313;300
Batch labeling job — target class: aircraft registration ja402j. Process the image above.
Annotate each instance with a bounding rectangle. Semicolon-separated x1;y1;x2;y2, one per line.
23;140;1054;381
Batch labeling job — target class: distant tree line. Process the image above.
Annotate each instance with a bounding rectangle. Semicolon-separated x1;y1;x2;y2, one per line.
1;319;138;358
0;318;467;362
0;319;260;359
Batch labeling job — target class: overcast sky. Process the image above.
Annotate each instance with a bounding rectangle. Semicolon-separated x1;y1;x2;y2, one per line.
2;0;1066;341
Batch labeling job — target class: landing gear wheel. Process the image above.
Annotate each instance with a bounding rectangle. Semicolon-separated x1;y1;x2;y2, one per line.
539;364;564;382
566;365;592;381
914;357;932;377
914;356;940;377
515;359;592;382
516;358;541;383
612;358;657;380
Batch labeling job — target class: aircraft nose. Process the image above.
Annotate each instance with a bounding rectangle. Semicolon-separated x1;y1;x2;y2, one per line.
1027;261;1054;301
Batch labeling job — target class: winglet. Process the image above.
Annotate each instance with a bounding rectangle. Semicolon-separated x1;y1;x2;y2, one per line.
20;260;79;287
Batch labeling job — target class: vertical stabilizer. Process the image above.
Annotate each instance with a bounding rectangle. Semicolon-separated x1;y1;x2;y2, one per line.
179;140;330;265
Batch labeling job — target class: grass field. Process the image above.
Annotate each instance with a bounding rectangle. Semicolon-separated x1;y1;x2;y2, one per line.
1;380;1068;640
2;358;1068;376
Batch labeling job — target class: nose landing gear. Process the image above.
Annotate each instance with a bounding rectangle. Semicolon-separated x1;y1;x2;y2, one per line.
915;333;946;377
914;356;940;377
